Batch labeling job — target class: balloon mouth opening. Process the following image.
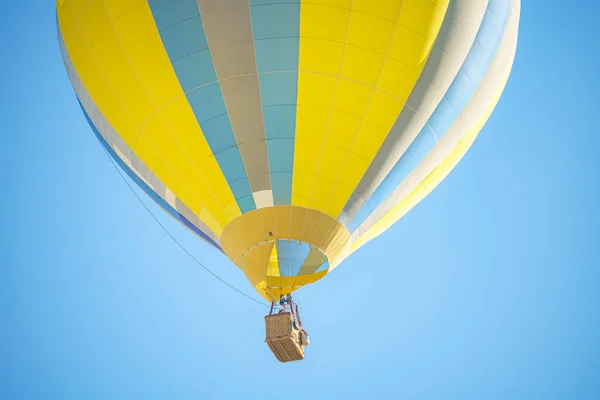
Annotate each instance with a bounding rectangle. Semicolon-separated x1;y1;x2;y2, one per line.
220;205;351;301
243;239;330;301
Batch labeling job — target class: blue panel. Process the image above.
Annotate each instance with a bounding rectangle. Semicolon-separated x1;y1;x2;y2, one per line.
426;96;457;132
147;0;199;30
271;172;292;205
251;0;299;6
343;0;512;233
215;148;251;185
160;18;208;61
267;139;294;172
251;2;300;207
258;73;298;206
173;51;216;92
200;115;237;152
370;153;416;206
408;129;437;161
237;195;257;214
461;42;486;81
149;0;255;214
258;72;298;106
254;38;299;72
229;178;253;200
267;139;294;203
79;103;221;251
346;202;372;233
276;240;311;277
250;3;300;39
187;83;227;122
263;105;296;139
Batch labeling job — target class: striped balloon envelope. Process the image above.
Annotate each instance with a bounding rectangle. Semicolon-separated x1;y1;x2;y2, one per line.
57;0;520;301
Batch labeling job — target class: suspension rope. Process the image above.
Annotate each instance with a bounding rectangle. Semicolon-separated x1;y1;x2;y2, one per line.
101;145;269;308
297;279;321;306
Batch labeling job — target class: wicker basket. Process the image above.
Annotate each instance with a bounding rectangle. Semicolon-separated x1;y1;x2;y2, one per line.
265;312;304;362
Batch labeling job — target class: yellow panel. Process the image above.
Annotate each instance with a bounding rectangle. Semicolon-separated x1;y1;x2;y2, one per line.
340;45;385;86
400;0;446;38
127;39;172;83
295;106;330;142
376;58;420;103
308;0;352;7
57;0;77;38
294;0;449;219
331;79;372;116
318;143;347;182
88;31;125;75
199;210;223;238
158;98;204;139
110;1;155;51
132;134;163;167
389;26;428;68
290;207;309;238
100;69;151;127
346;130;384;181
290;172;314;204
162;143;194;178
309;176;334;211
58;0;240;236
293;139;320;176
352;120;388;159
69;0;93;18
274;207;292;238
257;207;276;239
237;221;255;249
266;244;280;277
222;202;241;223
320;92;403;211
297;72;337;108
321;225;341;252
77;1;106;47
213;188;239;218
324;184;353;218
326;226;351;258
326;111;361;150
103;0;143;23
138;116;175;153
300;3;350;42
312;218;335;249
364;90;403;131
299;212;320;244
338;152;370;189
352;0;403;22
265;271;327;293
292;195;310;209
346;10;395;54
184;174;224;229
298;38;344;76
243;242;275;298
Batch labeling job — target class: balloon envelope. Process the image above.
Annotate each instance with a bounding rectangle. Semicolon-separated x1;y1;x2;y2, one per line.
57;0;519;301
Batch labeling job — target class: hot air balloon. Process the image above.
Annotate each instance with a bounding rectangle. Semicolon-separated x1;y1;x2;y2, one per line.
57;0;520;362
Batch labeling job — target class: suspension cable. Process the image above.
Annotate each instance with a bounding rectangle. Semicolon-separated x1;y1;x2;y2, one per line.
101;145;269;308
297;279;321;306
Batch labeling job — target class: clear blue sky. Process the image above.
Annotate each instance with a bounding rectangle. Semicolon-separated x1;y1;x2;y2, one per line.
2;1;599;399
